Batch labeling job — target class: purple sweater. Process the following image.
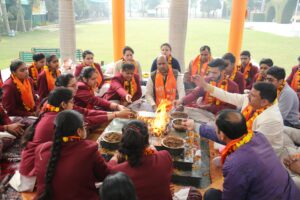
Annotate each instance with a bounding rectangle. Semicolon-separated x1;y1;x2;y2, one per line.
199;125;300;200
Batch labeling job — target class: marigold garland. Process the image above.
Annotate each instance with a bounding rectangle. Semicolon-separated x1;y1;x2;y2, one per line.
42;103;60;112
204;80;228;106
221;130;253;164
242;104;271;132
291;67;300;92
229;66;237;81
277;80;286;99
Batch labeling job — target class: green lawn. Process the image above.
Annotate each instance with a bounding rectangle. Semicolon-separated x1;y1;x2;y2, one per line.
0;19;299;74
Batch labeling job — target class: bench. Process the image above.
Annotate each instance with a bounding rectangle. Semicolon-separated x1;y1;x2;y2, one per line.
19;51;33;63
31;48;83;62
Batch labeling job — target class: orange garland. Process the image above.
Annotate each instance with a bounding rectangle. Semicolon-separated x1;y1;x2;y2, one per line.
42;103;60;112
124;77;138;97
291;68;300;92
229;66;237;81
44;66;61;92
144;147;155;156
11;75;35;111
204;80;228;106
277;81;286;99
238;63;251;80
168;55;173;70
242;104;272;131
221;130;253;164
30;63;39;84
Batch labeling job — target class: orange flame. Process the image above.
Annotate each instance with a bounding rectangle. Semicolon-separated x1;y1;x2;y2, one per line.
152;99;171;137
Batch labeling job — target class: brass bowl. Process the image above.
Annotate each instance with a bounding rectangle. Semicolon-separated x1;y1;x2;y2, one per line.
169;112;188;121
161;136;185;156
172;118;187;132
101;132;122;150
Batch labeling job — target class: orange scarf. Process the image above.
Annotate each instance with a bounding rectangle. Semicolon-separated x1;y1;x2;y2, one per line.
155;67;177;106
82;62;103;87
238;63;251;80
11;75;35;111
255;74;264;82
44;66;60;92
277;81;286;99
291;68;300;92
229;66;237;81
204;80;228;106
124;77;138;97
242;104;271;132
30;63;40;85
191;55;212;76
42;103;60;112
221;130;253;164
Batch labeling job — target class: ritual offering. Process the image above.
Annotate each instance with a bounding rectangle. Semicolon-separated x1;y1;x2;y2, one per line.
169;111;188;121
172;118;187;132
101;131;122;150
162;135;185;156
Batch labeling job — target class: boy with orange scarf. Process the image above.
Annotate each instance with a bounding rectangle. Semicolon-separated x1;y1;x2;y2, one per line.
37;55;61;100
174;58;239;115
2;60;37;116
28;53;45;90
103;63;142;106
184;45;212;90
145;55;185;111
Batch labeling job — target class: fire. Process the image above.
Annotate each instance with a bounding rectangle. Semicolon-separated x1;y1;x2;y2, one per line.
151;99;171;137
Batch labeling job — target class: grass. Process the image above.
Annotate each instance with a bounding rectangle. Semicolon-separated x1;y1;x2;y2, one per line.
0;19;299;74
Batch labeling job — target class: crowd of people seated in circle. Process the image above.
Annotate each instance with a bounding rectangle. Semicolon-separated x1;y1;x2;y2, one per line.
0;43;299;199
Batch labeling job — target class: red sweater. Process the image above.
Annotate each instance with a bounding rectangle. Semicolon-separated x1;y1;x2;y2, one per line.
0;106;12;132
74;81;111;110
35;140;111;200
2;77;37;116
103;74;142;102
109;150;173;200
238;62;258;90
232;71;246;94
182;78;239;114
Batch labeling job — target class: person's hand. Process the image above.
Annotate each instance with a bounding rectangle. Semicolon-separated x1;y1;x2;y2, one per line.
170;184;175;197
284;156;300;175
115;110;135;119
111;151;126;164
181;119;195;131
192;74;207;88
6;122;25;137
117;104;129;111
125;94;132;103
173;99;183;108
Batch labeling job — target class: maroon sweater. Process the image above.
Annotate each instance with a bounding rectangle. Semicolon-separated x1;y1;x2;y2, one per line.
74;63;104;89
103;74;142;102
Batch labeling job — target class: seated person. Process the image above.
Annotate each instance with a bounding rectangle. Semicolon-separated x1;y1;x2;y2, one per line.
286;56;300;112
104;63;142;106
222;53;245;94
113;46;142;79
19;88;74;177
28;53;46;90
100;172;137;200
145;55;185;111
74;67;126;111
35;110;111;199
254;58;273;82
150;43;181;72
109;120;172;200
183;109;300;200
37;55;61;100
74;50;104;89
237;50;258;90
2;59;37;116
266;66;299;127
188;75;284;155
184;45;212;90
55;74;133;127
174;59;239;115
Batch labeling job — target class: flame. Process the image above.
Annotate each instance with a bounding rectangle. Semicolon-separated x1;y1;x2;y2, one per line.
152;99;171;137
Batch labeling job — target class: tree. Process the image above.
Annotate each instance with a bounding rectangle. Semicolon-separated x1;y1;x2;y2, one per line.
16;0;26;32
144;0;161;9
200;0;221;17
46;0;58;22
169;0;189;72
0;0;11;34
59;0;76;62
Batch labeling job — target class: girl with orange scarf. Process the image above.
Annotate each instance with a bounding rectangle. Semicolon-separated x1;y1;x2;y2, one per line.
104;63;142;106
74;50;104;89
37;55;61;100
2;60;37;116
28;53;46;90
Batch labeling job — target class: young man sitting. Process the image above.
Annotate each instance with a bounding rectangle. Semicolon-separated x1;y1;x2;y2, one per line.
103;63;142;106
183;109;300;200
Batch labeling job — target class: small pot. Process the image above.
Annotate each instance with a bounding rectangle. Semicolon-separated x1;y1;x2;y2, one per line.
169;112;188;121
172;118;187;132
161;136;185;156
100;132;122;150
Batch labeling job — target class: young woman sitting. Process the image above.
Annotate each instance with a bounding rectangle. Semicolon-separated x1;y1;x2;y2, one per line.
19;88;73;177
37;55;61;100
35;110;111;200
74;67;127;111
109;120;173;200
